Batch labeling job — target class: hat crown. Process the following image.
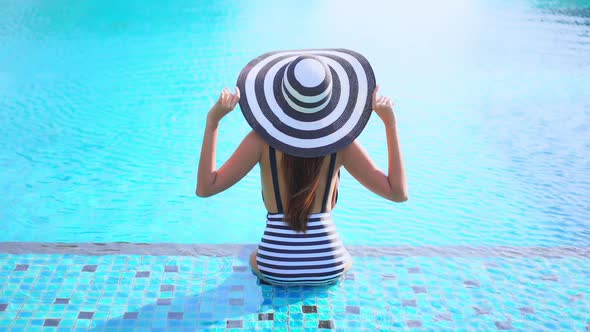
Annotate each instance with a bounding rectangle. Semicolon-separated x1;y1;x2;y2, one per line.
293;57;328;87
282;56;333;114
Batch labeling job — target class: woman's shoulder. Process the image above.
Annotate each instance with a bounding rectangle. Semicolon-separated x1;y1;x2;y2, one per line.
340;139;363;162
241;130;267;159
243;130;265;146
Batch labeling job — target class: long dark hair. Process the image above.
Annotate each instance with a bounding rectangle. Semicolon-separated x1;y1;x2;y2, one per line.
281;153;325;232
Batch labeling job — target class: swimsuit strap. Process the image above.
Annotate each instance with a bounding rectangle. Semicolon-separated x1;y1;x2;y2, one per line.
334;170;340;205
269;145;284;213
321;153;337;213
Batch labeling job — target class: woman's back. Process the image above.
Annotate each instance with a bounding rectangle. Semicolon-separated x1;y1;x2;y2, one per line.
255;144;351;285
259;145;341;215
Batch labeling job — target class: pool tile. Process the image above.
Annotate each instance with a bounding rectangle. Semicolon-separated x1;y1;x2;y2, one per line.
519;307;535;315
168;312;183;320
135;271;150;278
164;266;178;273
53;298;69;304
345;306;360;314
59;319;75;328
44;319;61;327
81;265;97;272
77;312;94;319
232;266;248;272
412;286;427;294
157;299;172;305
258;313;274;321
318;320;334;329
160;284;175;292
226;320;243;328
0;304;7;311
302;305;317;313
123;312;138;319
14;264;29;271
229;298;244;305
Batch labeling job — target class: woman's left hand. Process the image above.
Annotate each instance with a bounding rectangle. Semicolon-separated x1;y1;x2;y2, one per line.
208;87;240;125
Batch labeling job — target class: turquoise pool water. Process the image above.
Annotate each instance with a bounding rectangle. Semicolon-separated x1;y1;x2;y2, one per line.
1;0;589;246
0;1;589;331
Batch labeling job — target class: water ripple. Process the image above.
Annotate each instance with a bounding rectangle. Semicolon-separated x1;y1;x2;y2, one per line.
0;0;589;246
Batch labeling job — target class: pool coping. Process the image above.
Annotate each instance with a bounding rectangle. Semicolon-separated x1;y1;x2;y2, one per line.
0;242;588;258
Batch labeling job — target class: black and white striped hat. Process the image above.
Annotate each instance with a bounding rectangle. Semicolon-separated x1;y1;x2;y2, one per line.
237;49;376;158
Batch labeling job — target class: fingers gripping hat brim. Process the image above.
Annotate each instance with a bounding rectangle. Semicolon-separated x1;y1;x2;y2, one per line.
237;48;376;158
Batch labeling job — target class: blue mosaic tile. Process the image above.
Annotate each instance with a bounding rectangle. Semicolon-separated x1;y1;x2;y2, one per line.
160;284;175;292
318;319;335;329
226;319;243;328
14;264;29;271
43;318;61;327
78;311;94;319
81;265;97;272
0;252;588;331
164;266;178;273
168;312;184;320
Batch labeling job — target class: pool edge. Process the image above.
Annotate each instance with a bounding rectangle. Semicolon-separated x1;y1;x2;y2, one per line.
0;242;588;258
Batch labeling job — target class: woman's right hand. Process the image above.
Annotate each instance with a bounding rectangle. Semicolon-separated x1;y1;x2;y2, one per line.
208;87;240;126
372;85;396;126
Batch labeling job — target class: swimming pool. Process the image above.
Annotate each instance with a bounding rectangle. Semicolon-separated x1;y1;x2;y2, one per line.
1;0;588;330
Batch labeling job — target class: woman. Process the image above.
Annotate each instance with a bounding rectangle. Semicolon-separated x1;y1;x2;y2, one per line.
197;49;407;286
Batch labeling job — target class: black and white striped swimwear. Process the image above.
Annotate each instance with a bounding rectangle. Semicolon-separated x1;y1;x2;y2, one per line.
256;146;352;286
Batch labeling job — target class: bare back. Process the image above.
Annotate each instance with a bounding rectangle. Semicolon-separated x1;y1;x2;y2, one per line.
259;144;342;214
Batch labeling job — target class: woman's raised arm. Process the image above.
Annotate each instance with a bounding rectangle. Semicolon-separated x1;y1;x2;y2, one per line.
196;87;263;197
342;86;408;202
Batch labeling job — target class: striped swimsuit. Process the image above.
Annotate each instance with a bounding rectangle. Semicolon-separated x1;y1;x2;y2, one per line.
256;146;352;286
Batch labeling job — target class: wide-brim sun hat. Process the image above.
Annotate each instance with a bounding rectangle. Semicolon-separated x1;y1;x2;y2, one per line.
237;48;376;158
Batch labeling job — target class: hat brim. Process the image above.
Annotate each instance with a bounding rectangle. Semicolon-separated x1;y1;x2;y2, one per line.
237;48;376;158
